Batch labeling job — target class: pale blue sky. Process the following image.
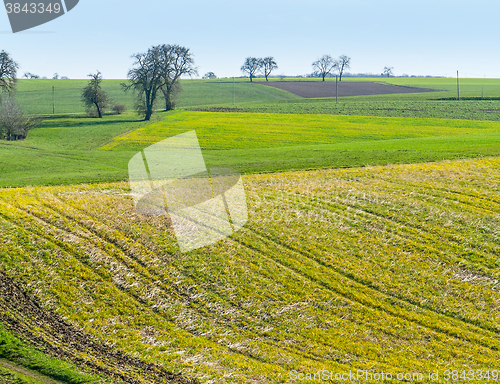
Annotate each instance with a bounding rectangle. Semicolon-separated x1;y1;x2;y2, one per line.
1;0;499;79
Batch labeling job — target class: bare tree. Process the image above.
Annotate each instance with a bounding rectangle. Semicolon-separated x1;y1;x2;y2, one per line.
124;44;197;119
0;51;19;95
383;66;394;77
241;57;260;82
0;97;39;140
81;71;109;118
312;55;336;81
335;55;351;81
123;47;164;121
158;44;198;111
260;57;278;81
23;72;40;79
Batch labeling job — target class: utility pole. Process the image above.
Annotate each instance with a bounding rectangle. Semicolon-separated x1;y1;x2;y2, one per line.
233;77;235;106
52;86;55;114
336;75;338;103
456;70;460;101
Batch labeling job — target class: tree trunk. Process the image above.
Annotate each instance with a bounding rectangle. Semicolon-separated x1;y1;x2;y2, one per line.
250;75;253;82
322;74;325;82
164;93;174;111
95;102;102;118
145;105;153;121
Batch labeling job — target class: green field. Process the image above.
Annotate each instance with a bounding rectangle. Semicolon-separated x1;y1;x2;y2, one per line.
2;78;500;383
3;110;500;187
1;157;500;383
16;77;500;116
15;78;300;115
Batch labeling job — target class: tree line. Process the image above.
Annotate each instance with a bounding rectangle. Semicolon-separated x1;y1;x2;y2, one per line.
0;44;394;140
0;44;198;140
239;54;352;82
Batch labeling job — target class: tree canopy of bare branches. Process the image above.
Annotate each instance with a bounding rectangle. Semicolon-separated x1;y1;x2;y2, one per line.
260;57;278;81
383;66;394;77
0;51;19;95
203;72;217;79
241;57;261;82
0;97;39;140
81;71;109;118
159;44;197;111
336;55;351;81
124;44;197;120
312;55;336;82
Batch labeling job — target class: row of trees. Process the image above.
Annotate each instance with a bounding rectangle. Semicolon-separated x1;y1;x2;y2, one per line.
124;44;197;120
240;57;278;82
311;55;351;82
238;55;351;82
1;45;396;129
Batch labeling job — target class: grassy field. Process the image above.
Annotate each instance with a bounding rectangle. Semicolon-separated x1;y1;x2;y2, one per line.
3;111;500;187
15;79;300;115
3;77;500;382
1;156;500;383
15;77;500;116
225;99;500;120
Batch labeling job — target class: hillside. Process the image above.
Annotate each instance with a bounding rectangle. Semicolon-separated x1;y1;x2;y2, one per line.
3;111;500;188
1;156;500;383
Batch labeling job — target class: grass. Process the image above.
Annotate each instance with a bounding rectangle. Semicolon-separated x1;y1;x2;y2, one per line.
15;78;300;115
16;77;500;116
0;365;42;384
1;156;500;382
4;77;500;382
226;99;500;120
3;110;500;187
0;323;105;383
0;113;161;187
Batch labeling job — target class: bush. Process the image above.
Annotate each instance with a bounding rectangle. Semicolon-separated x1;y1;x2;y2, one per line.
112;104;126;114
0;97;39;140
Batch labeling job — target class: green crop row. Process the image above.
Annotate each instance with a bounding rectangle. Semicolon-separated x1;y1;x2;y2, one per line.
1;156;500;382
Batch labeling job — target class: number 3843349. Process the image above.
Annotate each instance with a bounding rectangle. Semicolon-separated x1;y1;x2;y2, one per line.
5;3;62;14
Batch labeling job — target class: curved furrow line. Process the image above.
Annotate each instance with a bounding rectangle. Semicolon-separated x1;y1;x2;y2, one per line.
0;204;289;378
253;191;500;332
276;188;500;274
33;195;382;371
237;223;500;355
2;199;362;372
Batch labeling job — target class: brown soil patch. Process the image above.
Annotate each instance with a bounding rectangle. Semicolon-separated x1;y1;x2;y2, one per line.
259;81;440;98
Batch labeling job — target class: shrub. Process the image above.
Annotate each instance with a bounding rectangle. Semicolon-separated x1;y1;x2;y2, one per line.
112;104;126;114
0;97;40;140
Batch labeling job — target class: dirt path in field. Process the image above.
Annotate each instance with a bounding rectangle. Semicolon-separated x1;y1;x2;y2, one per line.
0;359;65;384
260;81;440;98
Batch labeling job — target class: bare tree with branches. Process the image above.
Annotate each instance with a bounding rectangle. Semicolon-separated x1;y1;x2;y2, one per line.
0;51;19;95
81;71;109;118
124;44;197;119
123;47;166;121
241;57;260;82
158;44;198;111
312;55;336;81
0;97;39;140
260;57;278;81
383;66;394;77
335;55;351;81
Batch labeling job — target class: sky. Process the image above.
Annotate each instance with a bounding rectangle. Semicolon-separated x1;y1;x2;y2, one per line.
1;0;499;79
